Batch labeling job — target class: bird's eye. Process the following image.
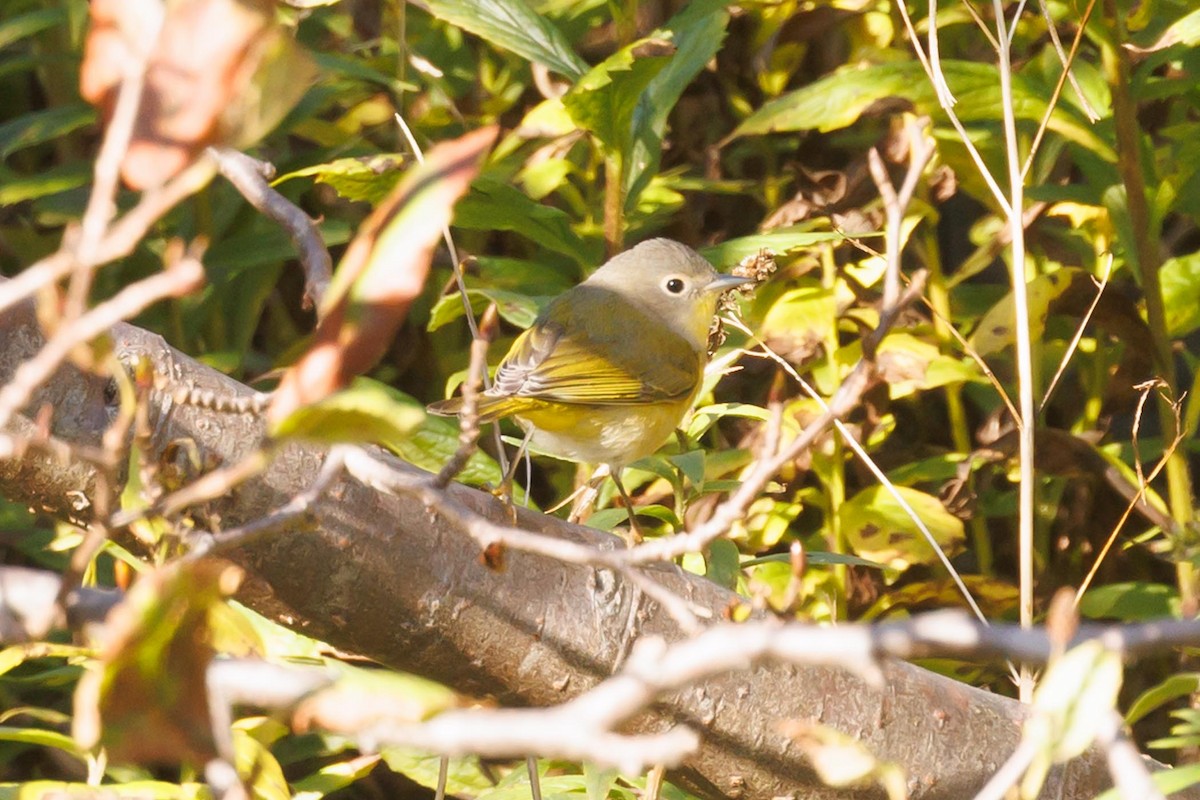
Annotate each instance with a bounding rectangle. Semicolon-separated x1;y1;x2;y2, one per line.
665;277;686;294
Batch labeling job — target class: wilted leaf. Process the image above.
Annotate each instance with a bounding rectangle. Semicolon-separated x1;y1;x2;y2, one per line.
859;576;1019;619
73;560;244;766
268;126;498;424
421;0;586;80
969;269;1080;357
81;0;315;189
840;485;965;571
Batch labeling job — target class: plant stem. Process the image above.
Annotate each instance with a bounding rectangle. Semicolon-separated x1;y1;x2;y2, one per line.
1101;1;1198;613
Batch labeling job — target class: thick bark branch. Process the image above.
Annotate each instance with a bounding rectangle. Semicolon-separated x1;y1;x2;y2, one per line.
0;300;1187;800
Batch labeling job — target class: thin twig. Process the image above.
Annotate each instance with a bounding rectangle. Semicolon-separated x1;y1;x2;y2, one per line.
209;148;333;311
1040;254;1112;413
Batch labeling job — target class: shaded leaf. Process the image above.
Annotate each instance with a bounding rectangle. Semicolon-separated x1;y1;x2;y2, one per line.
453;176;596;266
0;105;95;160
1127;674;1200;726
1079;582;1179;621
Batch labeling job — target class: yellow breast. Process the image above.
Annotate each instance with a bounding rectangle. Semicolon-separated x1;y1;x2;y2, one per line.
515;397;693;467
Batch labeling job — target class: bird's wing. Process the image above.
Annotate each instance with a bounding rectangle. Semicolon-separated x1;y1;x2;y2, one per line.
491;315;698;406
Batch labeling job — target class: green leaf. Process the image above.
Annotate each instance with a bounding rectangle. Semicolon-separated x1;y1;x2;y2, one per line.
563;39;672;157
421;0;587;80
274;154;409;205
394;409;507;491
625;0;733;203
698;229;856;266
731;60;1114;162
1021;642;1123;796
0;105;95;159
1093;763;1200;800
0;161;91;205
1161;251;1200;337
686;402;772;440
293;754;381;800
875;333;980;398
588;503;681;531
271;379;426;445
705;538;741;589
668;449;706;489
1078;582;1179;621
1127;673;1200;726
741;551;887;569
839;485;965;571
583;763;619;800
0;782;208;800
968;268;1082;357
427;287;545;332
380;748;495;795
0;8;66;52
453;177;596;265
0;725;83;758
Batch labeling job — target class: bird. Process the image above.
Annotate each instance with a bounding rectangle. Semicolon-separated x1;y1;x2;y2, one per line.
429;238;753;535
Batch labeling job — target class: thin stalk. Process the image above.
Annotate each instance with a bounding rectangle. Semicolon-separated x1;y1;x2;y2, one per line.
1101;5;1197;613
924;227;992;573
991;0;1037;702
603;154;625;257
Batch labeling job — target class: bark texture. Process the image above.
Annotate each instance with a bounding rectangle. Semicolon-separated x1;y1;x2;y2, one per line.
0;300;1187;800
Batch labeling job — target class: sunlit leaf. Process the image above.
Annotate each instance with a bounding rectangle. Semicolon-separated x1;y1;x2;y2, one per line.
274;154;409;205
1127;673;1200;726
839;485;965;571
699;229;854;267
731;60;1115;161
421;0;587;80
271;378;426;445
563;39;672;158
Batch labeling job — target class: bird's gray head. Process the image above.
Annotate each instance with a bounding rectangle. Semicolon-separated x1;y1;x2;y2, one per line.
585;238;752;350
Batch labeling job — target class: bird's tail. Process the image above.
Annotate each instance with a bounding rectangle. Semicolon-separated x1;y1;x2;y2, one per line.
426;394;536;423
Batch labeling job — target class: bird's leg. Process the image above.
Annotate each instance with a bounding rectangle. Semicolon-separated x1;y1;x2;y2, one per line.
567;463;609;523
644;765;666;800
612;468;646;545
493;428;534;522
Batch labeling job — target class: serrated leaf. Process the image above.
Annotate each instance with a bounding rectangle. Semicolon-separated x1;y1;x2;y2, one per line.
274;154;409;205
839;485;964;571
453;177;595;265
563;39;672;157
732;60;1114;161
271;379;426;446
421;0;586;80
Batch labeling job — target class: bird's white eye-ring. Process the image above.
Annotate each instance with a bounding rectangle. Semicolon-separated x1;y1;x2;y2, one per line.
664;277;687;294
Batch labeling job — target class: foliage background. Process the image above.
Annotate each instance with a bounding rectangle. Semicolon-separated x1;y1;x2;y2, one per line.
4;0;1200;797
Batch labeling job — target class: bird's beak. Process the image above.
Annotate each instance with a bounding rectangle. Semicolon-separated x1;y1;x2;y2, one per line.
706;273;757;293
